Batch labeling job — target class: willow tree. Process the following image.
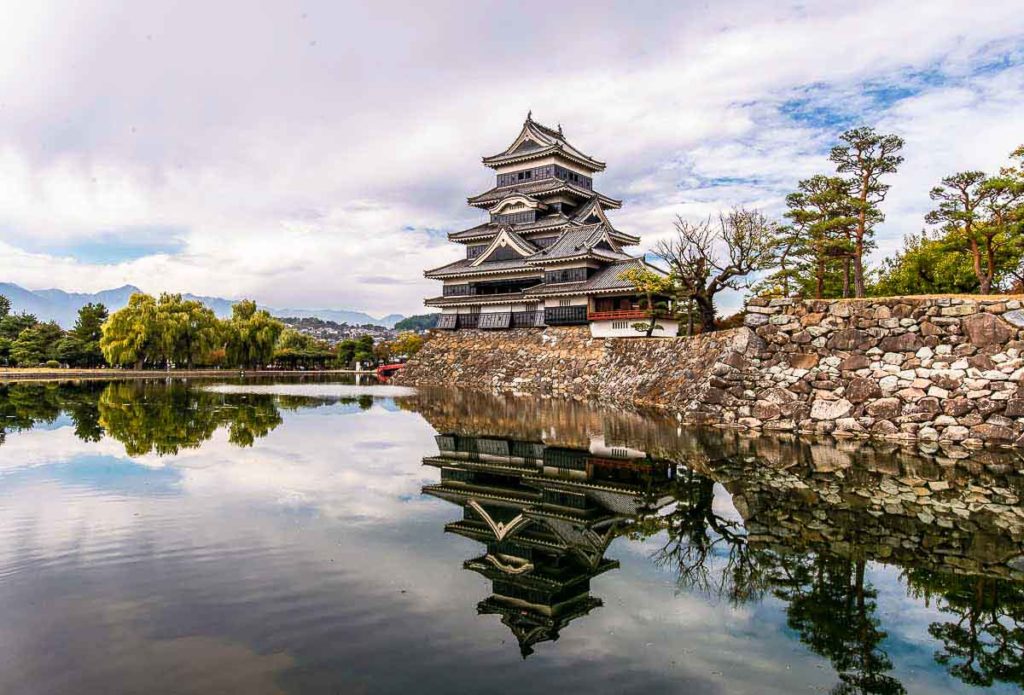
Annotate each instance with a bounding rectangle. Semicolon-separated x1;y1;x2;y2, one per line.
830;127;905;298
100;293;160;369
225;299;283;369
655;208;781;333
155;294;222;369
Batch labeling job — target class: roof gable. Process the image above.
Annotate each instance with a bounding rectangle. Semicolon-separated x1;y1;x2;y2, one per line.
572;197;612;226
471;227;538;267
483;114;606;172
526;223;630;264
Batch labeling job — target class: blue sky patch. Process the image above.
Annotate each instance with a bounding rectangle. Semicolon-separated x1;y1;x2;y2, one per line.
15;225;188;263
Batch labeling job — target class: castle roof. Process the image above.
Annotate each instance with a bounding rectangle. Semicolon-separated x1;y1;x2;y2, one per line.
482;114;606;173
467;178;621;210
523;258;664;297
526;223;632;265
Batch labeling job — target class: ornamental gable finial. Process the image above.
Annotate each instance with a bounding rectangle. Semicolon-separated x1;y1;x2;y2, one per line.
526;109;532;122
558;123;563;136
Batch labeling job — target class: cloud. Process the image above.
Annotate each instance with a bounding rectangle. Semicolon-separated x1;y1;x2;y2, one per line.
0;1;1022;314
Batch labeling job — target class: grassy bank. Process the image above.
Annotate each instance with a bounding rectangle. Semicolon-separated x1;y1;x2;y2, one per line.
0;368;366;383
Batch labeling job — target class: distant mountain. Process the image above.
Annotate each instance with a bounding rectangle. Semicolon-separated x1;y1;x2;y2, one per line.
0;283;404;328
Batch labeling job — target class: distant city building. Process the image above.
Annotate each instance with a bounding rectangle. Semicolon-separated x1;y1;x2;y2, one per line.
424;114;676;337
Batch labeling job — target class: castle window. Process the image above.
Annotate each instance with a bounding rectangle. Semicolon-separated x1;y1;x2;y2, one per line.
545;267;589;284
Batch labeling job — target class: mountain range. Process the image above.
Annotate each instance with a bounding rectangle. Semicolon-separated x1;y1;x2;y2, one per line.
0;283;405;328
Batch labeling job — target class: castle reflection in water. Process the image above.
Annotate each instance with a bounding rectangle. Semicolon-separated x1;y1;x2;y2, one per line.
423;431;677;657
417;388;1024;690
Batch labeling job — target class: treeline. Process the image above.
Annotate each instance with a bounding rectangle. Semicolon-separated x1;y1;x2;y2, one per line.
0;292;424;369
0;296;107;367
394;313;438;331
627;127;1024;332
763;138;1024;299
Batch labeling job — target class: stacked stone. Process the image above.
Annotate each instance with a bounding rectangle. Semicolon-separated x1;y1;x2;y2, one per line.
398;296;1024;449
709;452;1024;579
738;297;1024;447
396;326;605;399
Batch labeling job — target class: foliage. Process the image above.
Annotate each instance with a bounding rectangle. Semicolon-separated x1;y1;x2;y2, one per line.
655;208;781;332
0;311;37;341
373;331;425;363
872;231;979;296
354;335;375;366
54;303;109;367
0;295;9;320
394;313;438;331
336;339;358;367
829;126;905;298
272;328;334;368
100;293;160;368
771;175;858;298
618;266;673;336
155;294;221;368
10;321;64;366
224;299;284;369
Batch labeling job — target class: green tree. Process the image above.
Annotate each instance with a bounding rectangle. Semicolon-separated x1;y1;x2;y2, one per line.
353;334;375;367
155;294;221;368
984;145;1024;290
0;295;10;320
225;299;283;369
55;303;109;367
782;175;859;298
872;231;978;296
272;328;333;368
925;171;1004;294
0;312;37;341
618;266;673;336
10;321;64;366
830;126;905;298
101;293;160;368
394;313;439;331
336;339;357;368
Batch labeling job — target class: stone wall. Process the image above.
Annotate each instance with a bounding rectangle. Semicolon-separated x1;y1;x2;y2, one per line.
731;296;1024;447
397;325;745;403
397;296;1024;448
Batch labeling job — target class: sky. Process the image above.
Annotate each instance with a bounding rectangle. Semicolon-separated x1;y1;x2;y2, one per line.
0;1;1022;317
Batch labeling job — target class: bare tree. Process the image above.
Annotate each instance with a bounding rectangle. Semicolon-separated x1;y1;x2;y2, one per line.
655;208;781;332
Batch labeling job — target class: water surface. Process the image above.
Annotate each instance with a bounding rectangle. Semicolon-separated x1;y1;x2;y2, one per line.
0;377;1021;694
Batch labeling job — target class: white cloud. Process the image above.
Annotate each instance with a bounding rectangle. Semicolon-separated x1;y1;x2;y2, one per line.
0;1;1022;314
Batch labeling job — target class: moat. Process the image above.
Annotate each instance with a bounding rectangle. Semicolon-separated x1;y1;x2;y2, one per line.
1;376;1022;694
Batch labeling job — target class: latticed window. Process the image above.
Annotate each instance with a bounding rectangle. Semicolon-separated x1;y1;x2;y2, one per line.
545;267;588;284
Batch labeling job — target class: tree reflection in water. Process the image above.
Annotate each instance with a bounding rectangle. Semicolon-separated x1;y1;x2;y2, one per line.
2;380;1022;691
645;470;904;693
0;380;300;455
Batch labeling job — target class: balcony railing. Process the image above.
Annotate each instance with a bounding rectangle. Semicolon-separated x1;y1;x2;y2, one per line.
587;309;670;321
511;310;545;328
456;314;480;329
544;305;588;326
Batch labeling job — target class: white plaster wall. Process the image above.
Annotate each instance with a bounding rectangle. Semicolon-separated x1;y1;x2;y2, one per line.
543;296;588;308
590;319;679;338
